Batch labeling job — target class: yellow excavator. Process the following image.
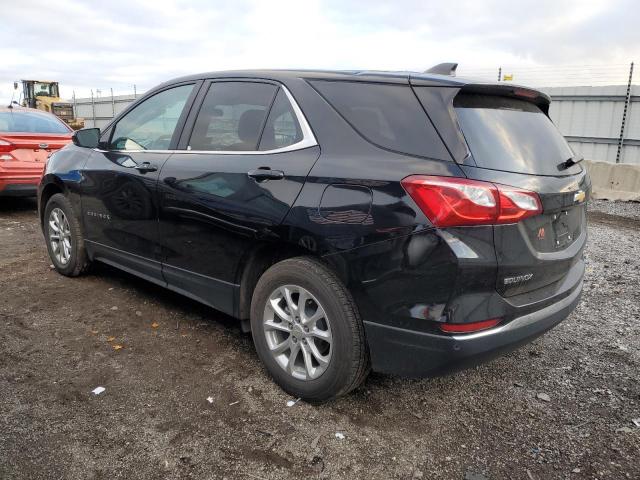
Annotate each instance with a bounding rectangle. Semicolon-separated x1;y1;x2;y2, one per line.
15;80;84;130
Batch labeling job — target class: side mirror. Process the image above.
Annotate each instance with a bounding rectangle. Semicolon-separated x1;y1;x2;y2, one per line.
72;128;100;148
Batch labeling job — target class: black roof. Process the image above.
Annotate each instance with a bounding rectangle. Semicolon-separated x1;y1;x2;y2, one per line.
160;69;470;87
153;69;550;106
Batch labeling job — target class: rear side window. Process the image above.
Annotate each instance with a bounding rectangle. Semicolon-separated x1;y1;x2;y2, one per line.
189;82;277;151
0;111;70;134
454;94;576;176
310;80;451;160
259;89;303;151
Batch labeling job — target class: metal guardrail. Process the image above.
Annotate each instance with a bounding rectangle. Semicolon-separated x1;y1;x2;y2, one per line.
565;136;640;147
549;95;640;102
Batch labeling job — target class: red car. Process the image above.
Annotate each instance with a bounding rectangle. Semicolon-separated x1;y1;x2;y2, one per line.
0;107;72;196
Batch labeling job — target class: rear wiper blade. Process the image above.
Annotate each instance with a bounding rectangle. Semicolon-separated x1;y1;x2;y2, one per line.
560;156;584;169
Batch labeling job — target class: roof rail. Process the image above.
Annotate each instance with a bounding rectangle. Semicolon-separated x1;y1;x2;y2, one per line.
424;63;458;76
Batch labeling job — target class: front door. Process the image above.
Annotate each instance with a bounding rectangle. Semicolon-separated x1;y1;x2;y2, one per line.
81;83;198;283
157;81;320;315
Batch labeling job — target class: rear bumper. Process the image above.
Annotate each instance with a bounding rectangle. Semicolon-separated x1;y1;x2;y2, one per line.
0;183;38;196
0;164;43;197
364;278;582;377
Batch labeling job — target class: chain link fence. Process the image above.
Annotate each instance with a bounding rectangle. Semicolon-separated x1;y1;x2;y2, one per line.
457;63;635;88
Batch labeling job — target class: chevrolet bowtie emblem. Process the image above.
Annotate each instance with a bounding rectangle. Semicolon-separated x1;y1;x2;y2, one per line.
573;190;586;203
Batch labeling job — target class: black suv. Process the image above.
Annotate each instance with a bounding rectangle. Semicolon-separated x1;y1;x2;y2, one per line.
39;68;589;402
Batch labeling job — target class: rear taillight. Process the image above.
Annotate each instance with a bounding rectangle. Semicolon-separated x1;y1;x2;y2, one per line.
401;175;542;227
496;185;543;223
0;138;18;161
439;318;501;333
0;138;14;153
0;139;16;161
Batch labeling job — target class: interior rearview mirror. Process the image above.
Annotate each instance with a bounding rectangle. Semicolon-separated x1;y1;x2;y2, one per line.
72;128;101;149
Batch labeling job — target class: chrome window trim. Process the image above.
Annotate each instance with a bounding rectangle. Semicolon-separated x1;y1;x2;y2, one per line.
103;85;317;155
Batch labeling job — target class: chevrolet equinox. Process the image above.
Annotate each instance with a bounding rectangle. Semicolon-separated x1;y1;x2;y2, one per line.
39;67;590;402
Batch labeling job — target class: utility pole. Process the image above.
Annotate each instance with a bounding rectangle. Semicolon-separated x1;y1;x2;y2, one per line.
111;88;115;117
91;89;96;126
616;62;634;163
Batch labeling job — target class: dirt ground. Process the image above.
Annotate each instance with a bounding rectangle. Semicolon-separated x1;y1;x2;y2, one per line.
1;197;639;480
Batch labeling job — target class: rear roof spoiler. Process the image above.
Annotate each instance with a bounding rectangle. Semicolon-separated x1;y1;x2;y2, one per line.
459;83;551;114
424;63;458;76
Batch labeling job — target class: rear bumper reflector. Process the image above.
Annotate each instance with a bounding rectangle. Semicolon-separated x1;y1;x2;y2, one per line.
439;318;502;334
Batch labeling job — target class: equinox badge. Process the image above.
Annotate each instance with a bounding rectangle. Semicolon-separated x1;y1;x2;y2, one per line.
504;273;533;285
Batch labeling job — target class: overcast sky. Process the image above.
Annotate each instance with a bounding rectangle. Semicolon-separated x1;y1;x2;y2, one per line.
1;0;639;103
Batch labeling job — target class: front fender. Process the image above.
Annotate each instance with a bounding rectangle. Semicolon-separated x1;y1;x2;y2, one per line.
38;145;93;231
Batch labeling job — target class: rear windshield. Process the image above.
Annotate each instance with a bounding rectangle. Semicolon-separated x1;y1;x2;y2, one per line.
454;94;576;176
310;80;451;160
0;110;70;134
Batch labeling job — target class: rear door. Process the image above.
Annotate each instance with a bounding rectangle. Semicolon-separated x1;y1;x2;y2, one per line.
157;80;319;315
451;92;590;298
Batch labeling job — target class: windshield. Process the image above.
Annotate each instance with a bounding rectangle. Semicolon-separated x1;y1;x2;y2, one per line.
454;94;578;176
0;110;71;134
33;82;59;97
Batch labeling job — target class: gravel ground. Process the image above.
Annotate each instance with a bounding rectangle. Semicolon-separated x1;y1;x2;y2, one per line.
0;198;639;480
589;199;640;219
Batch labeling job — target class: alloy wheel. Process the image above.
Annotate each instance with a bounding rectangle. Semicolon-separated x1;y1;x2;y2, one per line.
263;284;332;380
48;207;72;265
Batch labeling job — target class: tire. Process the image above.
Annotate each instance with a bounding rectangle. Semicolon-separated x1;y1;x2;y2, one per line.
43;193;90;277
250;256;370;402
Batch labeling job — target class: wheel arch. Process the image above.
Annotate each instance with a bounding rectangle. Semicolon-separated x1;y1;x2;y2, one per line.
39;176;67;230
235;239;349;321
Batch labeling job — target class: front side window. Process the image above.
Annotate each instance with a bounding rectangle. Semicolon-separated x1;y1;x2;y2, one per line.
110;84;193;151
188;82;277;151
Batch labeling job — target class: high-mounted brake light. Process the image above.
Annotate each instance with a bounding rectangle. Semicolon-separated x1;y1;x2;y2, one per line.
513;88;539;99
439;318;501;333
401;175;542;227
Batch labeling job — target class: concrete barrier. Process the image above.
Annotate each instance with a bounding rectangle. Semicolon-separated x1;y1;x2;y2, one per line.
584;160;640;201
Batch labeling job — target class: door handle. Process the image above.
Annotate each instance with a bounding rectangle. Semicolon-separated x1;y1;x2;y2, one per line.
247;168;284;181
135;161;158;173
